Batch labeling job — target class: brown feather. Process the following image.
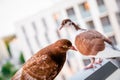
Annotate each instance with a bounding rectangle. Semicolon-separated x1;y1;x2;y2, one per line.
75;30;108;56
12;39;73;80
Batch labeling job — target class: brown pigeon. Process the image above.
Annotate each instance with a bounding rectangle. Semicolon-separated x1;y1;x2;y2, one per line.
59;19;119;69
12;39;76;80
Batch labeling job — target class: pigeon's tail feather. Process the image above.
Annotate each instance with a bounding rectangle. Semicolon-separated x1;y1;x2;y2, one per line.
111;44;120;51
104;37;120;51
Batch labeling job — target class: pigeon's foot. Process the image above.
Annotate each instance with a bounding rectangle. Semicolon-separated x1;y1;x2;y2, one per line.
84;63;96;70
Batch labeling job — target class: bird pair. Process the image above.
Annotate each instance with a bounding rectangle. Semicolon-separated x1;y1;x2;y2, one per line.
12;19;120;80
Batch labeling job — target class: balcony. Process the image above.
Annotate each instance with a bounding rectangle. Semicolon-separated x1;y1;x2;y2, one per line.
98;5;107;13
103;25;113;33
66;7;78;23
68;15;78;23
79;2;91;18
96;0;107;13
86;20;95;30
81;10;91;18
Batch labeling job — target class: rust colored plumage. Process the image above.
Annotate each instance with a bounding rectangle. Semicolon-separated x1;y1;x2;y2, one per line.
75;30;107;56
59;19;112;56
59;19;114;69
12;39;74;80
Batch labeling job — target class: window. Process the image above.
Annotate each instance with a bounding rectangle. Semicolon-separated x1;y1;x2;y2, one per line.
66;7;75;16
116;0;120;10
53;13;61;27
41;18;50;43
21;26;33;54
86;21;95;29
96;0;107;13
66;7;78;23
101;16;110;26
97;0;104;6
53;13;62;38
41;18;48;29
109;35;117;45
56;30;61;38
79;2;91;18
100;16;113;33
116;12;120;26
32;22;41;48
83;59;91;66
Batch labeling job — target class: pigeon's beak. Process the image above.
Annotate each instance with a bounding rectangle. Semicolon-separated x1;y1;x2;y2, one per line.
69;46;77;51
59;22;73;30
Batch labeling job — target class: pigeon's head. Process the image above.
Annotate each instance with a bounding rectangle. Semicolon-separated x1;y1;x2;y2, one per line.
59;19;80;31
54;39;77;53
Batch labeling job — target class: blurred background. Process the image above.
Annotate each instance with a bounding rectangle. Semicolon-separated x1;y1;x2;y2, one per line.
0;0;120;80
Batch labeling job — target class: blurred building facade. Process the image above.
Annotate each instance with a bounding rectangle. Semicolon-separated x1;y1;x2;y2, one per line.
0;35;23;68
15;0;120;80
0;39;9;63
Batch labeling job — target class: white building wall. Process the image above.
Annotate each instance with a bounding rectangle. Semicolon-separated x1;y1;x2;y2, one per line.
16;25;32;61
104;0;120;44
74;4;88;29
88;0;104;33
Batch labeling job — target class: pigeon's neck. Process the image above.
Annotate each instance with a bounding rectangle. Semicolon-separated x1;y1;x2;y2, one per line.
50;51;66;65
78;28;87;31
76;29;87;35
49;45;66;61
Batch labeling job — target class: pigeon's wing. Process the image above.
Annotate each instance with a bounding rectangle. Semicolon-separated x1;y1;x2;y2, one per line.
11;68;36;80
11;68;22;80
23;54;59;80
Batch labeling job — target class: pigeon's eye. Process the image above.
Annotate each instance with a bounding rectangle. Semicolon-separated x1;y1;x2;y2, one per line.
62;45;68;49
64;21;67;23
68;22;72;25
